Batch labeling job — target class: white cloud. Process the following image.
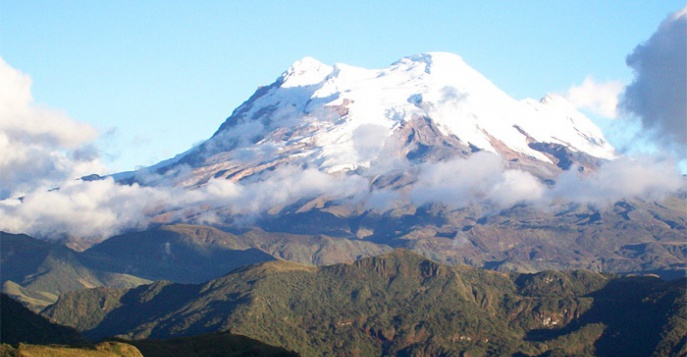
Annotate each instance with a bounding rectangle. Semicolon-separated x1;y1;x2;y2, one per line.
0;178;171;240
409;152;545;210
200;165;368;214
565;76;624;118
0;57;103;199
0;165;370;241
489;170;546;208
393;152;683;211
548;156;684;206
1;147;683;242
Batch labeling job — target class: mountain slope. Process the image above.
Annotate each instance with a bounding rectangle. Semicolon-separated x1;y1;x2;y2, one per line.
79;224;391;283
1;227;391;310
0;293;293;357
44;250;687;356
0;293;86;346
79;225;276;283
0;232;150;312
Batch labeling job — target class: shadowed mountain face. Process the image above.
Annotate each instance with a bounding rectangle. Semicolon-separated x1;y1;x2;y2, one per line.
44;250;687;356
79;226;277;283
0;293;296;357
1;226;392;311
0;293;86;346
0;232;151;312
121;333;299;357
77;224;392;283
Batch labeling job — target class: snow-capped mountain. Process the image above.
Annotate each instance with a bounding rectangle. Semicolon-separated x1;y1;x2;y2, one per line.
8;52;684;283
126;52;615;189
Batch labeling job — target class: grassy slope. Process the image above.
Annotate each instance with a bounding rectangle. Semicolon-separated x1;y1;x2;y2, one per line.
0;342;143;357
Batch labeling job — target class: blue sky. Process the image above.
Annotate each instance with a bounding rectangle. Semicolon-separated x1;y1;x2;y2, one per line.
1;1;685;172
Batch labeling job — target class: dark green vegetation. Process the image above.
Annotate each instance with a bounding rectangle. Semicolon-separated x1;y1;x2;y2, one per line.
0;293;142;356
44;250;687;356
0;293;85;346
0;293;138;355
0;293;296;357
120;332;298;357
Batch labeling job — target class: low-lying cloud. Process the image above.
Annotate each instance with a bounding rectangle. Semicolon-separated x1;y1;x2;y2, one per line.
408;152;545;210
1;149;683;242
547;156;683;206
0;165;369;241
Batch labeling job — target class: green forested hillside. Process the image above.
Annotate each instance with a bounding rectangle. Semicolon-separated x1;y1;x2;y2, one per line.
44;250;687;356
1;293;297;357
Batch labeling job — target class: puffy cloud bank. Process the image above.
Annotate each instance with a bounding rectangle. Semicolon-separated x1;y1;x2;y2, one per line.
548;156;683;206
408;152;545;209
621;7;687;155
0;58;103;199
1;150;682;242
0;165;368;240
